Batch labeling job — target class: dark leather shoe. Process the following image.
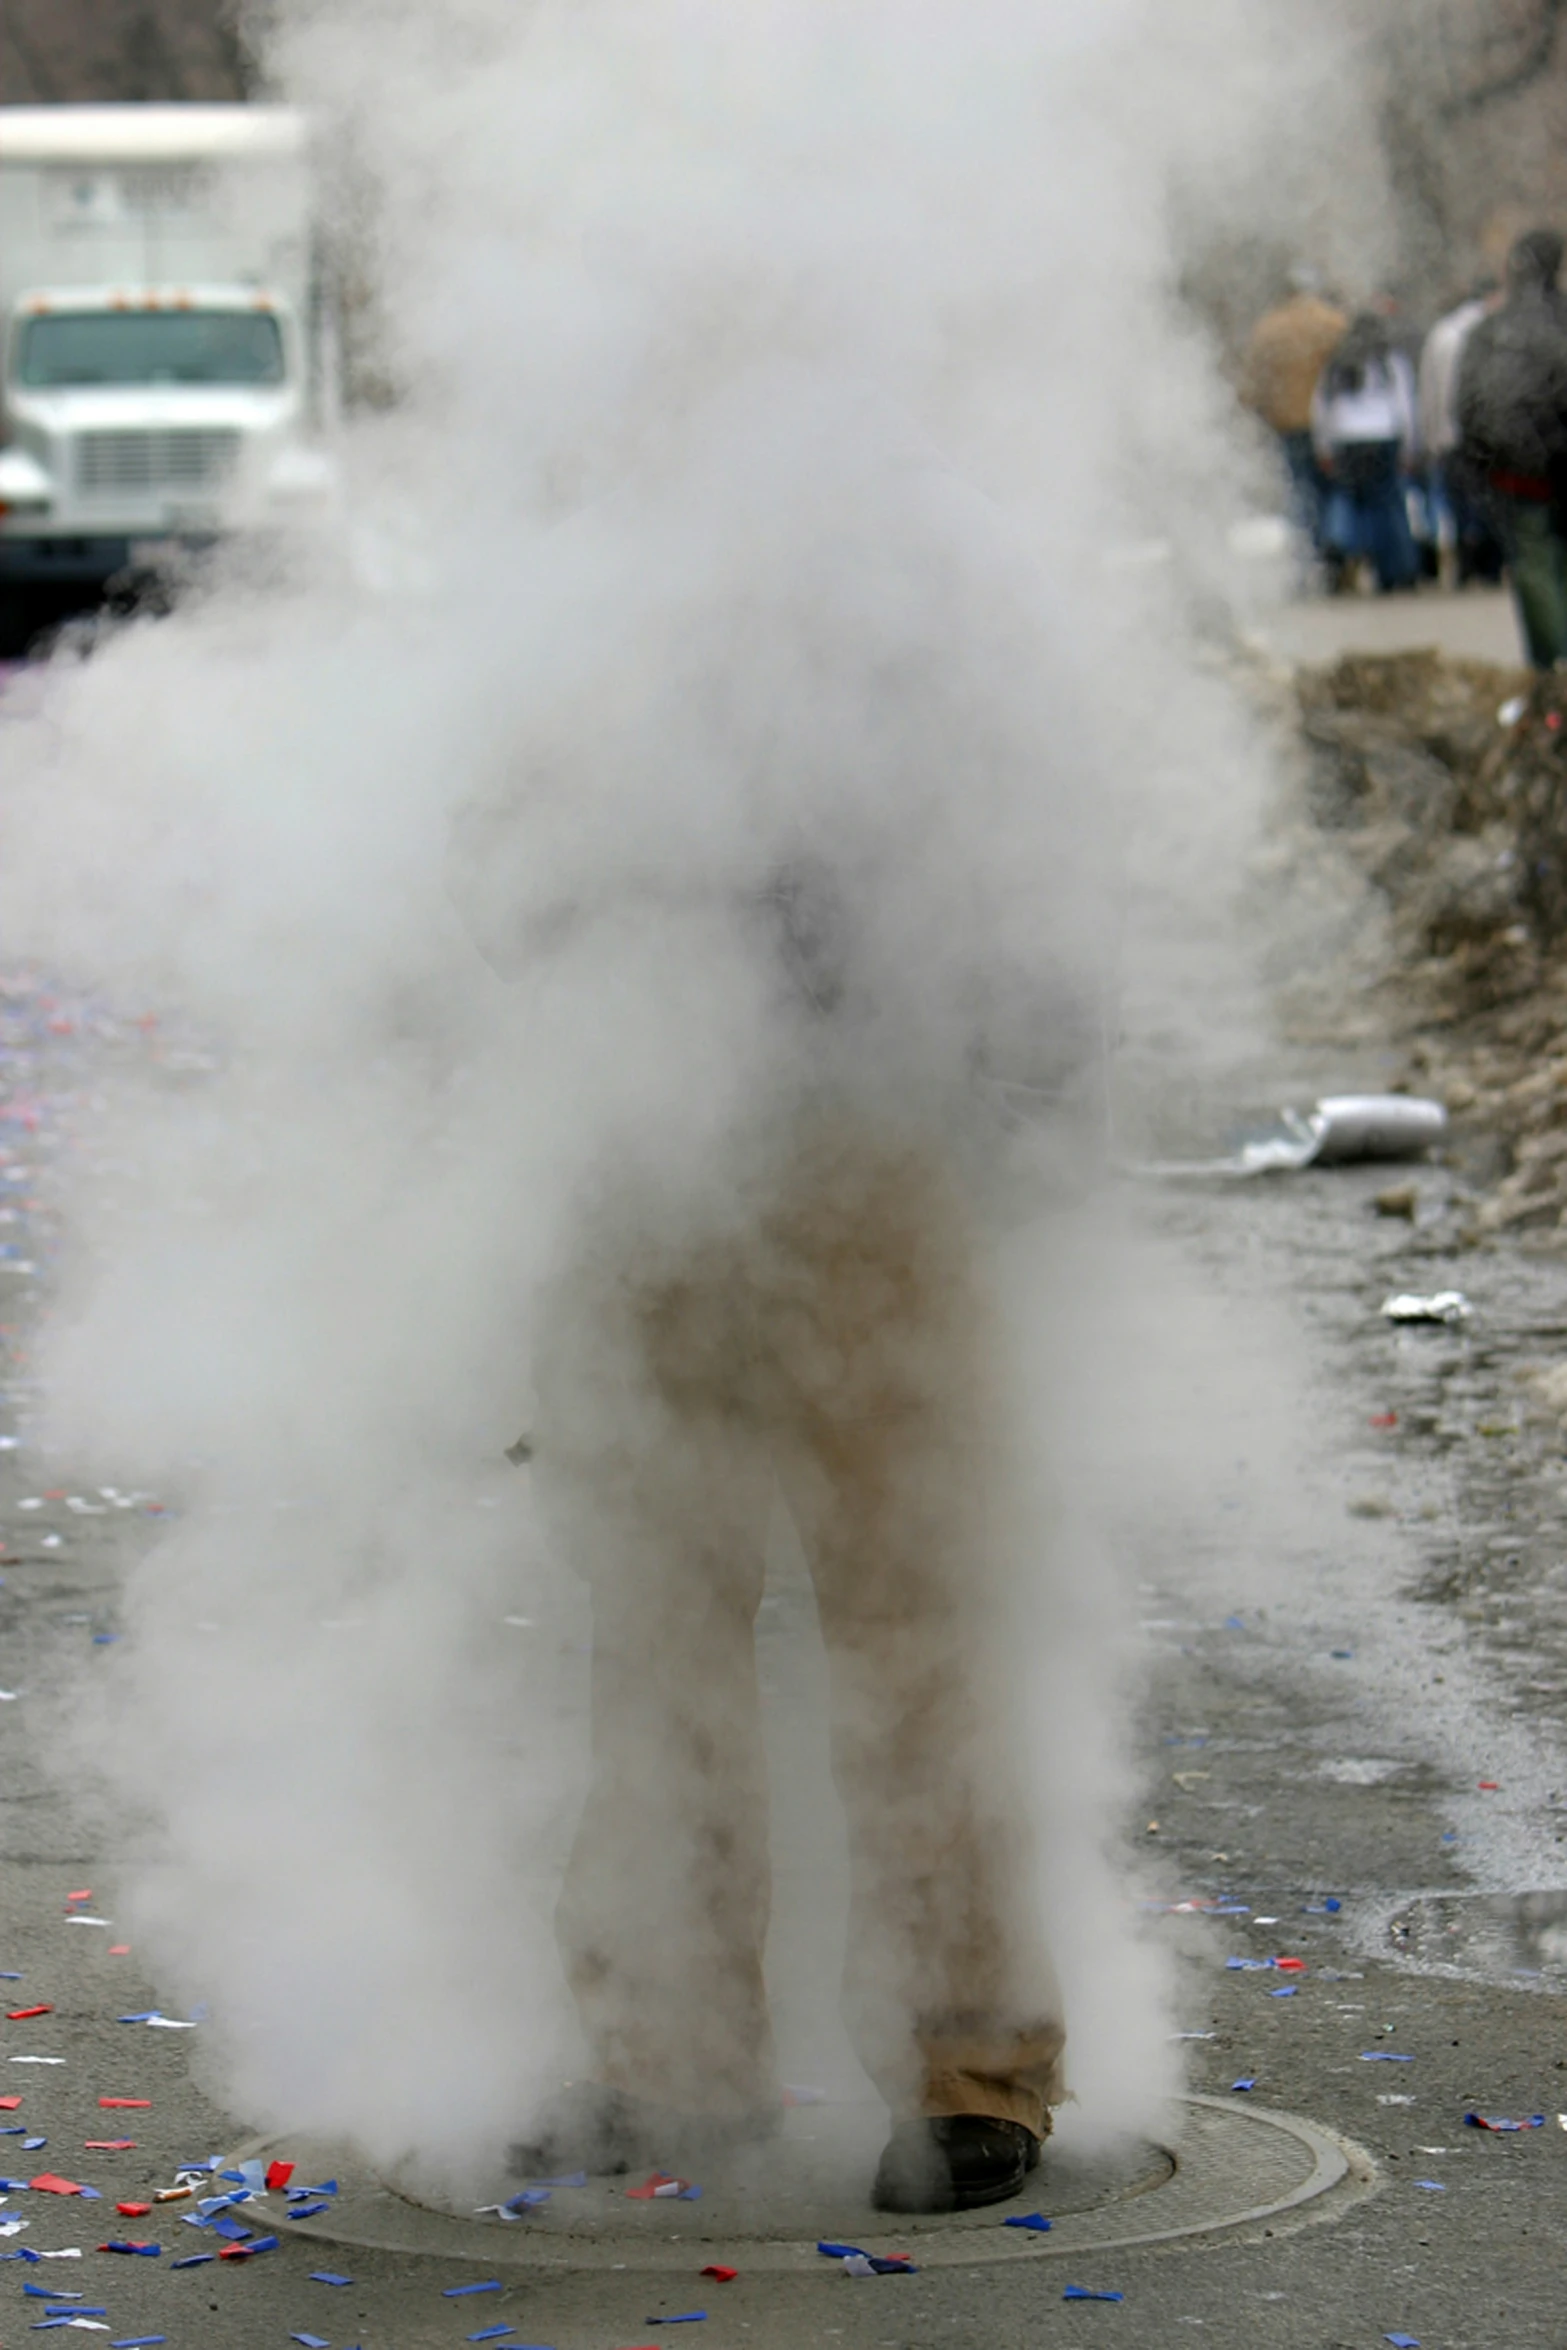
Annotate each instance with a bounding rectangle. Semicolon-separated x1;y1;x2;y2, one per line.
871;2114;1041;2213
508;2082;779;2180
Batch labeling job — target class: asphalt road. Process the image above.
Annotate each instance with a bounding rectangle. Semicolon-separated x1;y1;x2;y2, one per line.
2;583;1566;2346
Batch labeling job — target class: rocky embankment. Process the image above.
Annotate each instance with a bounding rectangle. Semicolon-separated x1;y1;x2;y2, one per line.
1294;645;1567;1240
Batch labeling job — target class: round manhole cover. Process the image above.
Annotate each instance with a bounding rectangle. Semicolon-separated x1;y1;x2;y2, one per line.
237;2095;1371;2273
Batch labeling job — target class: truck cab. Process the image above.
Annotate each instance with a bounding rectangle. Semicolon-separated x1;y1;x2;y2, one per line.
0;105;338;597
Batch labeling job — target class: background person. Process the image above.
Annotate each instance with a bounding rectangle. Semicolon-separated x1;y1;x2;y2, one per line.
1418;277;1505;587
1239;266;1348;563
1311;311;1420;593
1458;228;1567;668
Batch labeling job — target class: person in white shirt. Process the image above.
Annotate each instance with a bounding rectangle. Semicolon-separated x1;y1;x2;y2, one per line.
1418;283;1504;585
1311;311;1421;591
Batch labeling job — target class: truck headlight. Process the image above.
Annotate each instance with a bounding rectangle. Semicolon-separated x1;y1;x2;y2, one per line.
265;447;339;506
0;447;53;518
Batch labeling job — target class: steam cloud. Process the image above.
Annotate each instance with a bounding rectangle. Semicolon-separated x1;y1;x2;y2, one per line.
0;0;1374;2185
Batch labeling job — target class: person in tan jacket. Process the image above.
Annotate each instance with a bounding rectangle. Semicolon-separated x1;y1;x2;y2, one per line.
1240;270;1348;554
452;392;1104;2218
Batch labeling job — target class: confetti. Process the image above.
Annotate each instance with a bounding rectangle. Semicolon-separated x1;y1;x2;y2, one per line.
1063;2286;1124;2302
6;2008;51;2021
699;2265;738;2281
96;2103;148;2112
1002;2213;1052;2232
311;2273;353;2286
266;2160;295;2190
444;2282;504;2297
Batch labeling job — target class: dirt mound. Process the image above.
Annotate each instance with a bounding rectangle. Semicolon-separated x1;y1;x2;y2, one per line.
1292;647;1567;1238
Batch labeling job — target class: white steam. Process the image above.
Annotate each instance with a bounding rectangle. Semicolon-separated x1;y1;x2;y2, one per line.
0;0;1367;2180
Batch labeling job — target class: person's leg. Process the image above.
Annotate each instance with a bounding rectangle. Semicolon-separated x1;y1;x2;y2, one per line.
532;1241;779;2139
765;1130;1063;2190
1496;495;1564;668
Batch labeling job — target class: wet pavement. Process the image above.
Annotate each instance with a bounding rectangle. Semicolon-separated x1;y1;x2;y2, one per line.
4;572;1567;2340
0;982;1562;2346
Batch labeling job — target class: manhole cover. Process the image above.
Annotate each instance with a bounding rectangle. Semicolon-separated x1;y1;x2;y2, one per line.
238;2095;1371;2273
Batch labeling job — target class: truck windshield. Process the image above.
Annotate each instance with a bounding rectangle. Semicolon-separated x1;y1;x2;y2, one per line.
15;310;285;388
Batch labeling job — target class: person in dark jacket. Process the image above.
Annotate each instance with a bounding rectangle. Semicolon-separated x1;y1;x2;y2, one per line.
1457;228;1567;667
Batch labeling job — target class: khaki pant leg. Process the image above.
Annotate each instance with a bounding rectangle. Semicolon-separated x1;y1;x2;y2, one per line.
537;1256;779;2120
766;1134;1065;2135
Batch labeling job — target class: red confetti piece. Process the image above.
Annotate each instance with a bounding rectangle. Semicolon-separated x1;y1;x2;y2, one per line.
265;2159;294;2191
626;2171;687;2199
108;1946;131;1957
700;2264;738;2281
6;2006;51;2020
116;2202;152;2217
85;2139;136;2151
98;2099;150;2110
1273;1956;1306;1973
31;2174;83;2195
64;1889;91;1903
0;2097;19;2111
1479;1781;1500;1791
1370;1411;1397;1429
218;2241;256;2261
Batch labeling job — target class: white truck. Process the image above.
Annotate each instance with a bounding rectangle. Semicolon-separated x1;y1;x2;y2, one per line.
0;104;339;601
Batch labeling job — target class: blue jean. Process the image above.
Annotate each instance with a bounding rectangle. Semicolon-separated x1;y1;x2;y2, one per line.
1322;441;1420;591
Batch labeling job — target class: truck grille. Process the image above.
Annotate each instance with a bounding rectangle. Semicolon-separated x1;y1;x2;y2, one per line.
75;430;241;498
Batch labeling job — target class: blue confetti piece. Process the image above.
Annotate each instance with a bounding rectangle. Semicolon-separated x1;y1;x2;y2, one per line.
20;2138;44;2151
817;2242;863;2260
1226;1958;1271;1971
116;2014;158;2025
1003;2212;1052;2231
111;2339;168;2347
210;2218;252;2242
1324;1897;1342;1912
444;2282;504;2297
311;2273;353;2286
502;2189;549;2212
288;2201;331;2219
291;2337;331;2349
76;2187;102;2202
244;2235;279;2255
646;2316;706;2326
1441;1831;1457;1844
169;2255;214;2270
24;2287;79;2299
1270;1988;1296;1999
0;2178;31;2191
1063;2287;1124;2302
1413;2180;1445;2191
1385;2336;1420;2348
1231;2078;1256;2093
92;1635;117;1646
0;1974;21;1982
1331;1648;1353;1660
1360;2053;1413;2063
467;2333;517;2345
45;2313;105;2322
